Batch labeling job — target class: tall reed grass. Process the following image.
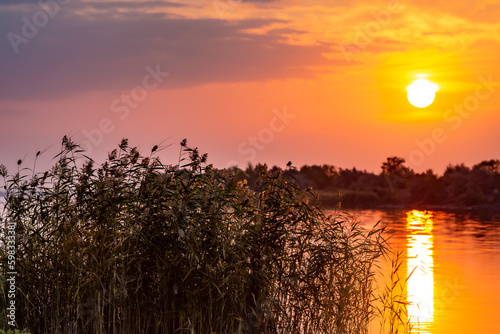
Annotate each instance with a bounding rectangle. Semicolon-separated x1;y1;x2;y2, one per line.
376;251;413;334
0;137;407;333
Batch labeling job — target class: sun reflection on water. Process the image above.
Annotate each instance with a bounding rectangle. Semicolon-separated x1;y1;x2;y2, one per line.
407;210;434;333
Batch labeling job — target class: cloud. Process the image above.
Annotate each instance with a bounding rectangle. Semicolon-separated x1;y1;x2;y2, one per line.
0;0;186;8
72;1;187;10
0;0;40;5
0;10;338;100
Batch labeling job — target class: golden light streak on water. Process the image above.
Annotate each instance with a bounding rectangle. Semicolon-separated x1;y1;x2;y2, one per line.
407;210;434;333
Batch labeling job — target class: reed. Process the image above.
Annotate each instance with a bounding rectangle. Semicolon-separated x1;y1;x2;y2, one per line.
0;137;396;333
376;251;413;334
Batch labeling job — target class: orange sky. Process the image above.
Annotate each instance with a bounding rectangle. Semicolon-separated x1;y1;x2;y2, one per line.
1;0;500;173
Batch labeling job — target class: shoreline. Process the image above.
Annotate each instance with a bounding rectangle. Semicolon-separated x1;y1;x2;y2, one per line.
322;202;500;214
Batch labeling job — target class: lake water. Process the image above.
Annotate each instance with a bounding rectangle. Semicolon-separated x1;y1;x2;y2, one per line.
344;209;500;334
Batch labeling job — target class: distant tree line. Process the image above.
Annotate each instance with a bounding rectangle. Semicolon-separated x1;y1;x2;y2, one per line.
236;158;500;209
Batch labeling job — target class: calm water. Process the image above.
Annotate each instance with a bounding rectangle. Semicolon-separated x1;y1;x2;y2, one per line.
346;209;500;334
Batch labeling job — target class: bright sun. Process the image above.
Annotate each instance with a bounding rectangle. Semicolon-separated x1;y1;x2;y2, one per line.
407;79;439;108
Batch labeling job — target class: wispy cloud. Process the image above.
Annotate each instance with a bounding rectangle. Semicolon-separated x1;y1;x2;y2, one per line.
0;9;338;100
0;0;186;7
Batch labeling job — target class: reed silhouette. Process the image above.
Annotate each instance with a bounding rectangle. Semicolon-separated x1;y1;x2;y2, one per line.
0;138;411;334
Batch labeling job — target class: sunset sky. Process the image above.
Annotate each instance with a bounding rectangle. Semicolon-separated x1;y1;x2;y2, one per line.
1;0;500;174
